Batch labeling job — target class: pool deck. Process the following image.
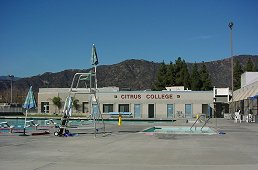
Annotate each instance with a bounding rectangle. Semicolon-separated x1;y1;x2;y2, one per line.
1;118;258;170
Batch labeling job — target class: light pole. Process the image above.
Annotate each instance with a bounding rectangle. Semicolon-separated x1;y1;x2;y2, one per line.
9;75;14;104
229;21;234;112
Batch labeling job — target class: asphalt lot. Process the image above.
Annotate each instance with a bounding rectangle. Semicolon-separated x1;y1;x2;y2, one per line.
1;118;258;170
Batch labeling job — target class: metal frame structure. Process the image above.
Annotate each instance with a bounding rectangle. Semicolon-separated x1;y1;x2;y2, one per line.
54;72;105;137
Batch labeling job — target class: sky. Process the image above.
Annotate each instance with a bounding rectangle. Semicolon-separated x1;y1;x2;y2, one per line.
0;0;258;78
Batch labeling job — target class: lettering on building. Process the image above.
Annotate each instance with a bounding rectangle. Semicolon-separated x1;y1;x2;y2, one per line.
120;94;173;100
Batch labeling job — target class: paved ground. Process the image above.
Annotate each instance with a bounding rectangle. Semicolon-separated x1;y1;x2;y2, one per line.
1;119;258;170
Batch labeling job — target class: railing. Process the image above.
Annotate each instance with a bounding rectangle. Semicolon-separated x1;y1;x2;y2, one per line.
190;114;206;131
0;106;23;113
201;117;211;130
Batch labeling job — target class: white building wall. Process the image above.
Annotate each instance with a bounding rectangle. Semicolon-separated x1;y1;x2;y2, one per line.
38;88;214;119
142;104;148;118
156;103;166;118
241;72;258;88
174;104;185;117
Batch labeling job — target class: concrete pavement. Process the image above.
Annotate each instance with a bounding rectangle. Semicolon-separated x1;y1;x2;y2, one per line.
1;119;258;170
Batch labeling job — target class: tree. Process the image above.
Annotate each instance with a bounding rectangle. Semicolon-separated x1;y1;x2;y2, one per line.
156;57;191;89
199;62;212;90
154;61;168;90
174;57;184;85
182;61;191;89
166;61;175;86
244;58;256;72
153;57;211;91
233;60;244;90
190;63;201;90
52;96;62;114
73;98;80;113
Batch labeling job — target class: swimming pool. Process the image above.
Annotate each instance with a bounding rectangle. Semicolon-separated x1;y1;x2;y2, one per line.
0;117;174;134
143;126;217;135
0;118;58;127
0;118;174;126
0;118;60;133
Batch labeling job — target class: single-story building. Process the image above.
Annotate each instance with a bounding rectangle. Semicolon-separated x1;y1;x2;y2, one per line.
233;72;258;117
38;86;215;119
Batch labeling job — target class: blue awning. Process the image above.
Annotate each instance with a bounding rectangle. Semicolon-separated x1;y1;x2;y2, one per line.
249;94;258;100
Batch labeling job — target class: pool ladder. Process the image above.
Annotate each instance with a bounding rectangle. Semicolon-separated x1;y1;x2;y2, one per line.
190;114;211;131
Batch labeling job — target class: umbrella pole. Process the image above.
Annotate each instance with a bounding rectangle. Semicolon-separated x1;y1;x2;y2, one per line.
21;109;29;136
24;109;28;134
95;65;97;89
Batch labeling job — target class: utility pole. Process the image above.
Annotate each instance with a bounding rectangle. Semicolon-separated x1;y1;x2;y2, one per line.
9;75;14;103
229;21;234;112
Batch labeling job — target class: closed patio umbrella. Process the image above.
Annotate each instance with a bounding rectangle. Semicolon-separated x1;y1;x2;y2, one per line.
20;86;37;136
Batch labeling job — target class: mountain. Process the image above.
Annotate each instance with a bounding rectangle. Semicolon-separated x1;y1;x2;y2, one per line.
199;55;258;87
0;55;257;103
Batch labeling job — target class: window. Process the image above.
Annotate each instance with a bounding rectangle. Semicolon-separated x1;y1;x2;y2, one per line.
119;104;129;112
41;102;49;113
82;102;89;113
103;104;113;113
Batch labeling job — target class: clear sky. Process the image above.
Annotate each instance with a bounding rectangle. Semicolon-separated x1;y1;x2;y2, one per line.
1;0;258;78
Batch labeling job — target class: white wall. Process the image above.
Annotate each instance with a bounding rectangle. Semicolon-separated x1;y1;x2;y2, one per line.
241;72;258;88
38;88;214;119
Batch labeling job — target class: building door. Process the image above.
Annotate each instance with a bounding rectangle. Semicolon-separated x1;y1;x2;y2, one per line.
202;104;208;115
134;104;141;118
202;104;212;117
214;103;229;118
92;104;99;116
185;104;192;118
148;104;155;118
167;104;174;118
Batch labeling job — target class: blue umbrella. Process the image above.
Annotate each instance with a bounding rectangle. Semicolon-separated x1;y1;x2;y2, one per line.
91;44;99;66
21;86;37;136
91;44;99;89
23;86;37;109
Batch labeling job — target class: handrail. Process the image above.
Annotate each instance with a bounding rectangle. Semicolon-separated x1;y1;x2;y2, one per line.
190;116;201;131
201;117;211;130
190;114;206;131
69;73;95;93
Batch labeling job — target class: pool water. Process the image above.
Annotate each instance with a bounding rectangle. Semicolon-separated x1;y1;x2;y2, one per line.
0;118;58;128
143;126;217;135
0;118;61;133
0;118;174;127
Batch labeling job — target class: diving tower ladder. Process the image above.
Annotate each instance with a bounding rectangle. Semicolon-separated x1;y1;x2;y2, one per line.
54;72;105;137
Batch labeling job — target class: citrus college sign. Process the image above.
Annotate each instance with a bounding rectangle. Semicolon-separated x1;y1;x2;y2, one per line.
120;94;173;100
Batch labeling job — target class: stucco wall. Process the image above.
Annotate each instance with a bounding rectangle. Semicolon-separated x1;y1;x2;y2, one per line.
38;88;214;119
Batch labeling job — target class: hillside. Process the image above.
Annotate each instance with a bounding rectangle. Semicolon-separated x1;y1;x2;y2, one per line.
0;55;257;103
